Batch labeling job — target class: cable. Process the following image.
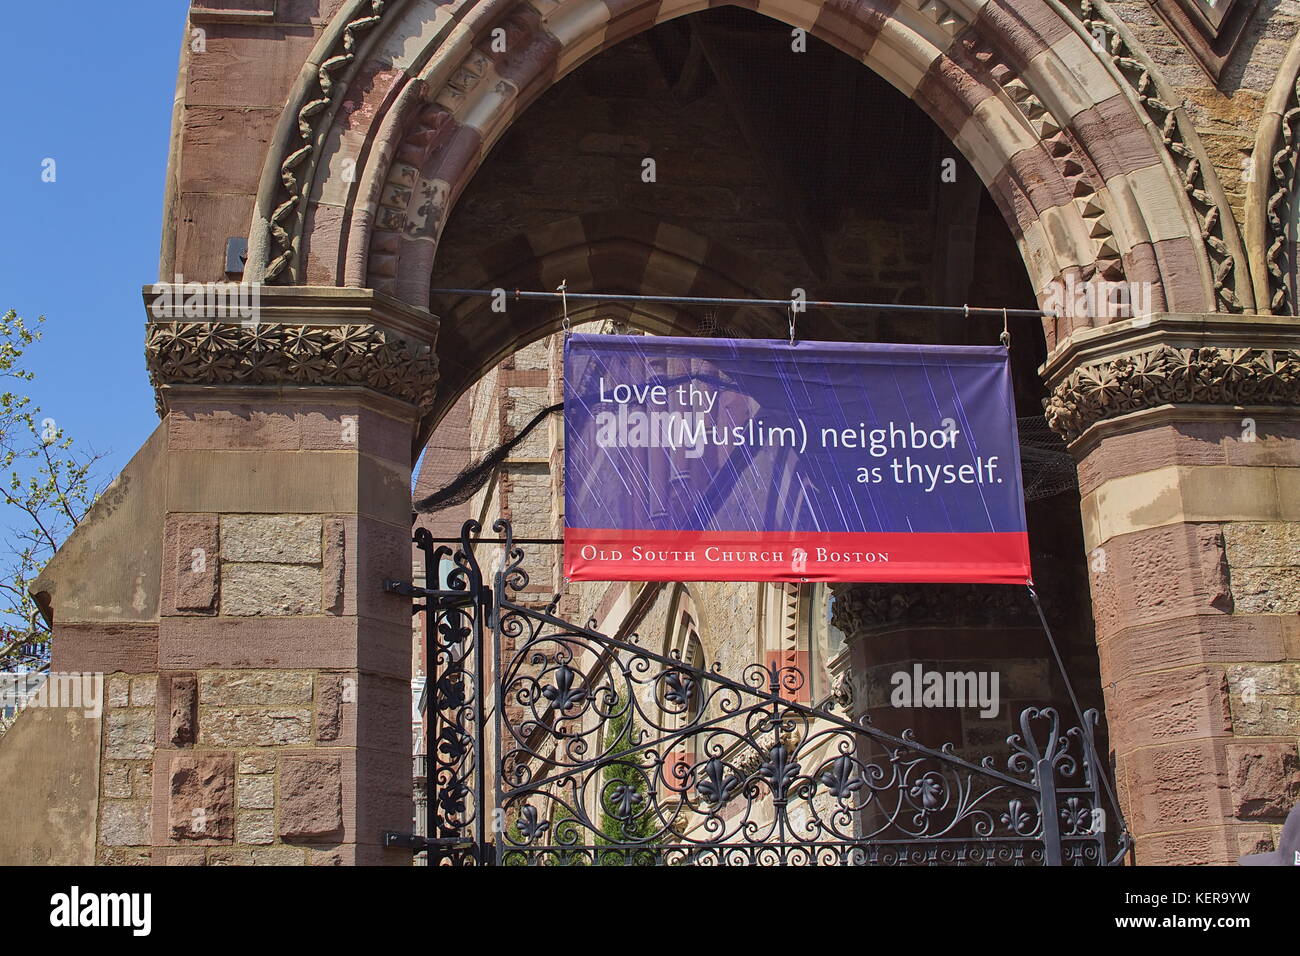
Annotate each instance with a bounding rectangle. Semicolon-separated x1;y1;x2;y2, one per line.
1026;584;1130;858
430;287;1052;318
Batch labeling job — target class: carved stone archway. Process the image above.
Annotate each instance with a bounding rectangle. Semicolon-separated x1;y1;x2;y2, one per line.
247;0;1251;334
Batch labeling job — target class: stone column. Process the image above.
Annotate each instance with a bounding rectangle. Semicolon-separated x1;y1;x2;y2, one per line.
829;555;1099;764
1045;313;1300;865
37;286;437;865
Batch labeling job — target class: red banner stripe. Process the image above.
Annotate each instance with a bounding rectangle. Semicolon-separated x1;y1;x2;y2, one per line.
564;528;1032;584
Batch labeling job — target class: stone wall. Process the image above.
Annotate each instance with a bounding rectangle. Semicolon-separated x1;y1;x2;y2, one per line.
1108;0;1300;223
1074;403;1300;863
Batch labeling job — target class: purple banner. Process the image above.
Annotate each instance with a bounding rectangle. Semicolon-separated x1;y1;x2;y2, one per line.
564;334;1031;583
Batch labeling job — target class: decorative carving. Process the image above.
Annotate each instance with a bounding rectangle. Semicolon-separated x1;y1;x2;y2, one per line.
265;0;392;283
829;582;1041;636
1045;345;1300;441
145;322;437;411
956;20;1124;281
1065;0;1243;311
1143;0;1262;83
1265;73;1300;314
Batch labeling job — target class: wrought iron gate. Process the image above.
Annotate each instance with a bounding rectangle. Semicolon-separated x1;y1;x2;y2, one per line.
385;520;1130;866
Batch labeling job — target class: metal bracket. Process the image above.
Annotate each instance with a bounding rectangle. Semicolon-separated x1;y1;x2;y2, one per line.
382;831;428;852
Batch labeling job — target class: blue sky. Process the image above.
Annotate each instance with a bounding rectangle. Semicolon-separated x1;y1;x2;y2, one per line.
1;3;191;480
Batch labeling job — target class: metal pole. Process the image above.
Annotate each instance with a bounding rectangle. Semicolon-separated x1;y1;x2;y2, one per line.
429;286;1053;318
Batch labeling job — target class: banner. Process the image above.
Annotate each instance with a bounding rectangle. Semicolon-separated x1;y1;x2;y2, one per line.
563;334;1031;584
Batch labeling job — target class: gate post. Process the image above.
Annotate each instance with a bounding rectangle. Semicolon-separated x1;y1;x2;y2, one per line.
1045;313;1300;865
31;286;437;865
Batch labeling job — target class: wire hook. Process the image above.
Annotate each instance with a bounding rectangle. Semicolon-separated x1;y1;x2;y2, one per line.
1000;306;1010;348
559;279;570;337
788;303;796;345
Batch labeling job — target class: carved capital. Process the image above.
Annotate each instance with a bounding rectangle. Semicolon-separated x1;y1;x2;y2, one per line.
830;582;1041;638
1041;314;1300;443
146;321;437;412
1046;344;1300;442
142;284;439;414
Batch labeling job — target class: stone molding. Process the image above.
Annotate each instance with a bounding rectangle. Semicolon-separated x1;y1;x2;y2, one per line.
1042;314;1300;442
247;0;397;283
1061;0;1249;311
1141;0;1262;83
1246;31;1300;315
142;286;439;415
1046;345;1300;441
830;582;1041;639
146;321;436;413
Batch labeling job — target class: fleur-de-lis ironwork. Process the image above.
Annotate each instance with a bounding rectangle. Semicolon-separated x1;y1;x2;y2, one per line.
759;744;800;801
435;724;465;761
540;661;586;712
608;782;644;820
697;757;740;806
908;774;944;810
662;670;695;709
819;754;863;800
1061;797;1093;837
1001;798;1036;836
516;804;549;844
438;779;469;818
435;674;466;712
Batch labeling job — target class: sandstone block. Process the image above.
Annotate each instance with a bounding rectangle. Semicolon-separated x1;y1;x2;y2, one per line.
1227;742;1300;819
106;710;155;760
170;674;198;747
170;515;220;613
168;752;235;841
221;515;322;563
130;676;157;707
237;811;275;845
199;670;313;706
206;847;254;866
1223;521;1300;568
322;517;347;614
220;564;322;616
106;676;130;708
237;751;277;774
238;774;275;810
100;800;150;846
279;753;343;840
252;847;306;865
315;672;344;742
1229;567;1300;615
97;847;152;865
200;708;312;746
103;763;132;799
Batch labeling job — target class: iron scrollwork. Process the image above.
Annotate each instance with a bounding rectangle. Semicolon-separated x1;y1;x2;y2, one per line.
396;519;1130;866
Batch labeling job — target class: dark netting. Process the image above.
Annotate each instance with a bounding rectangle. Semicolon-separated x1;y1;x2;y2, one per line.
414;401;563;513
414;401;1077;513
1017;414;1079;501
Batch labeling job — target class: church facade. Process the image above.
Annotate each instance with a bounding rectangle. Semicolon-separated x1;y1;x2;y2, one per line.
1;0;1299;865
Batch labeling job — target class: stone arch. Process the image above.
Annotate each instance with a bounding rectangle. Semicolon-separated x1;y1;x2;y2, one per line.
1245;29;1300;316
246;0;1254;337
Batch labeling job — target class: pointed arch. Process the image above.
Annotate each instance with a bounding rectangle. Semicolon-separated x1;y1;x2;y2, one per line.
246;0;1254;340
